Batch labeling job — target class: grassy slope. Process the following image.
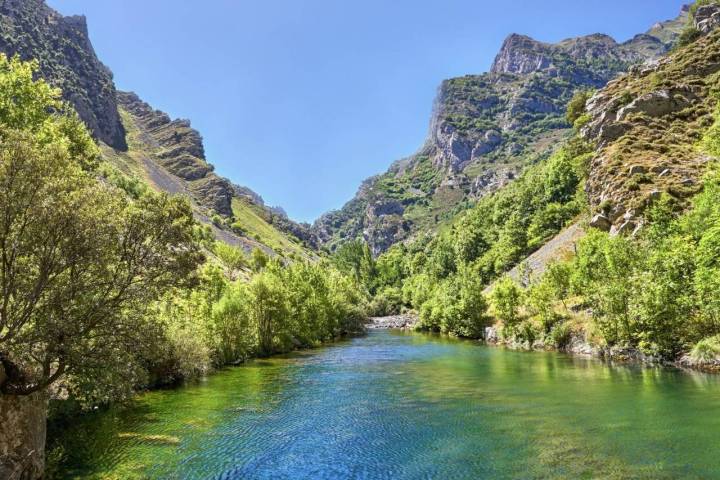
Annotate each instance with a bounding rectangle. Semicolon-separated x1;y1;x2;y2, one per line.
102;109;314;260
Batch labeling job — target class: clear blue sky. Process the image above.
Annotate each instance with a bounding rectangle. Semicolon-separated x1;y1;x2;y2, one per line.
48;0;685;223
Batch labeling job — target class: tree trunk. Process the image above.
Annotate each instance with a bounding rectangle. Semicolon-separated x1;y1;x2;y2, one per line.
0;366;47;480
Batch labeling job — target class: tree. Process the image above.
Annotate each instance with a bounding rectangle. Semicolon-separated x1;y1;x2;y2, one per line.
566;89;592;126
0;55;203;478
491;276;523;331
331;239;376;289
0;134;202;397
250;247;269;272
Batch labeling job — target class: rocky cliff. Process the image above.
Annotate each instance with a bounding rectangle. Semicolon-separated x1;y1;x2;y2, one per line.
582;4;720;234
115;91;319;253
313;6;688;255
0;0;126;149
117;91;235;216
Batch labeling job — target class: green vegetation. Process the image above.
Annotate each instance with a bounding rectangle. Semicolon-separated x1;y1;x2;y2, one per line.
231;197;308;258
678;0;719;47
331;131;591;337
483;98;720;359
0;55;367;476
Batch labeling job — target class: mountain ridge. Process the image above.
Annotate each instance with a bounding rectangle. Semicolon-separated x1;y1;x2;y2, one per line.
312;5;688;255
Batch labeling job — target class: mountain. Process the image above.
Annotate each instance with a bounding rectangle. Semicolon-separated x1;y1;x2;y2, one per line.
0;0;317;258
313;6;689;255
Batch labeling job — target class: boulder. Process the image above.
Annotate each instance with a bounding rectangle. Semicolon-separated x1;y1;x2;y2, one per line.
589;214;611;231
617;89;693;120
695;4;720;35
628;165;647;175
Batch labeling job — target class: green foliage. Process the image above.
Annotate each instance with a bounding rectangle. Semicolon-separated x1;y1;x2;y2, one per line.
689;335;720;362
491;276;524;330
509;166;720;359
566;90;593;126
331;239;376;288
700;105;720;156
549;322;574;349
368;287;404;317
0;56;204;402
213;242;248;271
250;248;270;272
418;267;490;338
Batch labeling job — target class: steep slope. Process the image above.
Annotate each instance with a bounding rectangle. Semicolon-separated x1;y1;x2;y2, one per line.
0;0;126;149
0;0;317;259
108;91;318;257
581;4;720;234
314;6;688;255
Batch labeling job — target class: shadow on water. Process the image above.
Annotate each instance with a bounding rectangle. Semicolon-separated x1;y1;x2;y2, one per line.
52;330;720;480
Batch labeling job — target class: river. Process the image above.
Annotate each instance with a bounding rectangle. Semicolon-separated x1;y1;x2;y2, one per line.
55;330;720;479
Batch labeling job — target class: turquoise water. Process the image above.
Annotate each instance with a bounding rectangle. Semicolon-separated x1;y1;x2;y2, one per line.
57;330;720;479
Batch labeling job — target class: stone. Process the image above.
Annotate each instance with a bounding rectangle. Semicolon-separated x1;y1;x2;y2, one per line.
614;220;637;236
695;4;720;35
589;214;612;231
629;165;647;175
617;89;693;121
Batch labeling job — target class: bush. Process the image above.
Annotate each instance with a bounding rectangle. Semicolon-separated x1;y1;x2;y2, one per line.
549;322;573;349
566;90;593;126
214;242;248;271
418;267;490;338
368;286;404;317
689;336;720;363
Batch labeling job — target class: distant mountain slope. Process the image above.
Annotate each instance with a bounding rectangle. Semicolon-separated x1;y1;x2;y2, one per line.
0;0;317;259
112;91;318;257
314;6;688;255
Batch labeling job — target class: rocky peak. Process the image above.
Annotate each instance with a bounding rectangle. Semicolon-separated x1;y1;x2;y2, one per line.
490;34;553;75
0;0;127;149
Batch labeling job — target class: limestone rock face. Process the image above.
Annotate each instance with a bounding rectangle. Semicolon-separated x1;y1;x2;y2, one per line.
490;34;553;75
118;91;235;216
695;4;720;35
0;0;126;149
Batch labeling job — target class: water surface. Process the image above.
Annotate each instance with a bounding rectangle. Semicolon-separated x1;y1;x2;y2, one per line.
57;330;720;479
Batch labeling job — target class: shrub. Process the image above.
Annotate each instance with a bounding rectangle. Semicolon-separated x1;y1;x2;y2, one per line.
491;276;523;329
549;322;573;349
689;336;720;363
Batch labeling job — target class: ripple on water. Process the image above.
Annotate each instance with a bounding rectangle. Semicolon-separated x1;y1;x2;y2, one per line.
55;330;720;479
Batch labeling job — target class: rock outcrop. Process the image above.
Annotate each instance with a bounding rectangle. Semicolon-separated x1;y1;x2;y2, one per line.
117;91;319;250
0;0;126;149
695;4;720;34
581;24;720;234
118;91;235;216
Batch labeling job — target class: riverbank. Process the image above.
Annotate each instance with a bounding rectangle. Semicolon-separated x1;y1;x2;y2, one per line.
483;325;720;374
